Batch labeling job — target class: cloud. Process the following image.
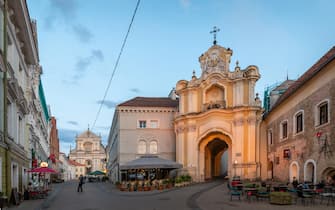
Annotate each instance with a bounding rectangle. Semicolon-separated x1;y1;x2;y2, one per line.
96;100;118;109
50;0;78;19
180;0;191;8
44;15;57;29
130;88;140;93
67;121;79;126
72;24;94;43
92;50;104;61
73;49;104;80
45;0;94;44
58;128;78;143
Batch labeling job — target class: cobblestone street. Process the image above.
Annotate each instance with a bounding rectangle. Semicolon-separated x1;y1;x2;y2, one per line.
8;180;335;210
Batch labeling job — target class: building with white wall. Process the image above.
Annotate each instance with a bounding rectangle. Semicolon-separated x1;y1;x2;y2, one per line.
107;97;178;182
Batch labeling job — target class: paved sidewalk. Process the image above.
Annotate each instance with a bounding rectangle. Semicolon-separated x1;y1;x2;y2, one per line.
197;182;335;210
7;182;63;210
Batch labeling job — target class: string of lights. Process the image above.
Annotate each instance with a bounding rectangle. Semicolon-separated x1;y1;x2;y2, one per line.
91;0;141;131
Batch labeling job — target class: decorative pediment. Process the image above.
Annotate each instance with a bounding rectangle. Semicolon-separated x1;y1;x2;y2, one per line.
199;44;233;79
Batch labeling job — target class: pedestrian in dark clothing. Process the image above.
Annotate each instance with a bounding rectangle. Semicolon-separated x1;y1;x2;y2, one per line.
292;176;299;188
77;174;84;192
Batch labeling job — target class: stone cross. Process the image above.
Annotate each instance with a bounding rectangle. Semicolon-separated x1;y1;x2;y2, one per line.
210;26;220;45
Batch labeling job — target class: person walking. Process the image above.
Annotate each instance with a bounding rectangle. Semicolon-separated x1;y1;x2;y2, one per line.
292;176;299;188
77;174;84;192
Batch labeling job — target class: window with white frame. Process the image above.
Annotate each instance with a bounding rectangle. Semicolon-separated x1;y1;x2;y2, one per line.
22;167;28;189
150;120;159;128
11;162;19;189
149;141;158;154
138;120;147;128
294;111;304;134
267;129;273;145
280;120;288;140
138;140;146;154
7;101;15;139
317;101;329;126
18;115;24;145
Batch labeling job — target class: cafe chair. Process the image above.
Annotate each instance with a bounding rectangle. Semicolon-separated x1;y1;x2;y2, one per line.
227;183;241;201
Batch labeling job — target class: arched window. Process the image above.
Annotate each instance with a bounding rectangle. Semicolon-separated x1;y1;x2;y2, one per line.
149;141;158;154
304;159;316;184
138;140;146;154
315;100;329;126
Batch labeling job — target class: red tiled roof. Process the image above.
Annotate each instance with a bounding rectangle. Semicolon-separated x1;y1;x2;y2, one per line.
118;97;178;108
270;46;335;112
68;159;85;166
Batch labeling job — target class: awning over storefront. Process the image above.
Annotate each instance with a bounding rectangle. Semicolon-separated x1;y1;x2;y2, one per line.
120;155;182;170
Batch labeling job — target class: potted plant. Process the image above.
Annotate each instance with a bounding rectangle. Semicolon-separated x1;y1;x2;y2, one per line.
175;177;182;187
129;181;135;192
185;174;192;185
120;181;128;191
143;180;151;191
158;180;164;190
164;179;172;189
152;179;158;190
115;181;121;189
137;181;143;191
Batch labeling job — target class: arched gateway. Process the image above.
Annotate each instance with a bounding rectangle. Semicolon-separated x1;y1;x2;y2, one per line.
174;42;264;182
199;131;231;180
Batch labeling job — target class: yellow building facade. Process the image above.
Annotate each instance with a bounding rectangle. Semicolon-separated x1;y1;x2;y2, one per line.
175;44;265;181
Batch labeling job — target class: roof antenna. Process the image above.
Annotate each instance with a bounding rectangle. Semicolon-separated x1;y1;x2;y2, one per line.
286;69;289;80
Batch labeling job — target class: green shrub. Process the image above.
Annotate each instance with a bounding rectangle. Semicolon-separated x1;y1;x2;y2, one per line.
270;192;292;205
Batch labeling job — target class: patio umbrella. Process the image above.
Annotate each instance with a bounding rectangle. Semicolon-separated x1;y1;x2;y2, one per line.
27;167;58;173
88;170;106;175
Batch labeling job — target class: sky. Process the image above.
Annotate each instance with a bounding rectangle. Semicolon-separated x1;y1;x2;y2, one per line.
26;0;335;155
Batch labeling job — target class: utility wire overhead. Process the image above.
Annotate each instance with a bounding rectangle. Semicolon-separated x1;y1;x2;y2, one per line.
91;0;141;131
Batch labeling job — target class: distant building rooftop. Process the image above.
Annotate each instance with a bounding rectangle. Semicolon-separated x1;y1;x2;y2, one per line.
68;159;85;167
118;97;178;108
266;46;335;115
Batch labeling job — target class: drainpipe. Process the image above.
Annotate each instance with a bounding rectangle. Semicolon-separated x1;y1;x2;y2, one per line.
2;0;10;197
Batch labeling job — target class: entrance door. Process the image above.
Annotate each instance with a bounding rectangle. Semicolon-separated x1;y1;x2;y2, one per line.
305;161;315;183
204;138;228;179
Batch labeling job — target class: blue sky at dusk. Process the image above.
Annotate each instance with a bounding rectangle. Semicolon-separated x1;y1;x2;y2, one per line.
27;0;335;155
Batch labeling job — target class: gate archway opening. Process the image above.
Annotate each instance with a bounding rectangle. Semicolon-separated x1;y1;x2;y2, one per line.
321;167;335;184
204;138;229;179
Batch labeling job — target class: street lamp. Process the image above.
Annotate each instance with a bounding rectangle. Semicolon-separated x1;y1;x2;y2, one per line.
233;160;238;177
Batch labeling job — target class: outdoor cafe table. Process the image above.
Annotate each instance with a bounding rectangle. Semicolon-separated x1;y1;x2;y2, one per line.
236;184;244;191
244;188;258;201
273;186;288;192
